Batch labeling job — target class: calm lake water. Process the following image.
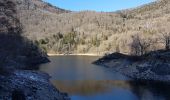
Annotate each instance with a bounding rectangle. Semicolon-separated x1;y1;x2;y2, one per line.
39;56;170;100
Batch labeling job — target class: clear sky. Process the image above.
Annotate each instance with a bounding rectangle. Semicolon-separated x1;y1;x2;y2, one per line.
43;0;155;12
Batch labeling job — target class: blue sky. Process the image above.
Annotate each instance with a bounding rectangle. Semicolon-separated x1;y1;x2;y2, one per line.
43;0;155;12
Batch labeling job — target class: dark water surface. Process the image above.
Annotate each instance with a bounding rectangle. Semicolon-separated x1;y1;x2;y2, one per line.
39;56;170;100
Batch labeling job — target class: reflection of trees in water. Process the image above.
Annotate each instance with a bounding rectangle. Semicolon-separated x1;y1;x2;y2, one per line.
52;80;133;96
128;81;170;100
52;80;170;100
52;80;110;96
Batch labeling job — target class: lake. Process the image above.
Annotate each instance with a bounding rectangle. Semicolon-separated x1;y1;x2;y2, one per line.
39;56;170;100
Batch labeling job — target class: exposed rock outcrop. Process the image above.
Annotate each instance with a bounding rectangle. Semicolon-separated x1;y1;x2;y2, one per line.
94;50;170;82
0;70;70;100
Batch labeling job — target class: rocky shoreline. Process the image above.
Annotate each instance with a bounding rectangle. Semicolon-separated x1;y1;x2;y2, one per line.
0;70;70;100
93;50;170;83
0;0;70;99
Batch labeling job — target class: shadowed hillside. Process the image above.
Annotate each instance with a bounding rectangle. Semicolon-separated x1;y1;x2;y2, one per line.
0;0;48;71
0;1;70;99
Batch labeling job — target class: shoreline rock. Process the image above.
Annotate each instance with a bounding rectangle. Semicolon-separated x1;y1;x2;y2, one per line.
0;70;70;100
93;50;170;83
0;0;69;99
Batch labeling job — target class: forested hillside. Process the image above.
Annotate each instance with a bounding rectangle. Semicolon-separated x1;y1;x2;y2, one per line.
14;0;170;55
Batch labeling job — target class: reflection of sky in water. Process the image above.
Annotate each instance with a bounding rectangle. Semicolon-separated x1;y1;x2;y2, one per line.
39;56;170;100
52;80;137;100
71;88;138;100
52;80;170;100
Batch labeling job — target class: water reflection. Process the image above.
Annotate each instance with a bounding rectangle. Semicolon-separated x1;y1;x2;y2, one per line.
51;80;133;95
40;56;128;80
52;80;170;100
39;56;170;100
129;81;170;100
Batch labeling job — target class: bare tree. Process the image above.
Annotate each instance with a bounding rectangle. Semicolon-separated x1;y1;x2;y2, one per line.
156;22;170;50
130;34;152;56
160;32;170;50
